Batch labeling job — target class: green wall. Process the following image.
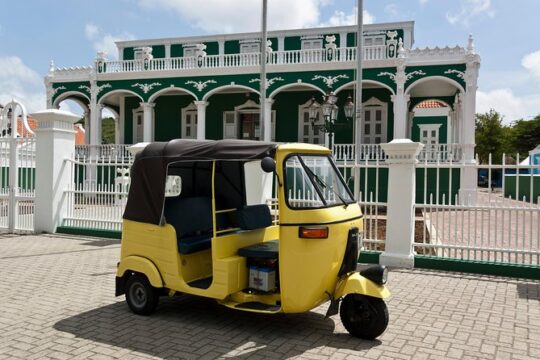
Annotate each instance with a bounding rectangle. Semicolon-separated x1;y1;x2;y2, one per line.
154;95;193;141
123;96;140;144
416;168;461;204
504;175;540;203
123;47;134;60
171;44;183;57
152;45;165;58
411;116;448;143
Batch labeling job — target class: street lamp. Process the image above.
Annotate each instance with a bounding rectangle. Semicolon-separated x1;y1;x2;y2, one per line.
309;90;354;149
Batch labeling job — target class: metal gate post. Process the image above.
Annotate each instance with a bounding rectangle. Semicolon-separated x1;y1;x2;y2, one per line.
7;135;18;231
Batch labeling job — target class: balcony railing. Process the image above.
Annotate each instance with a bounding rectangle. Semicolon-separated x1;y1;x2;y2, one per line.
333;143;465;163
95;46;389;74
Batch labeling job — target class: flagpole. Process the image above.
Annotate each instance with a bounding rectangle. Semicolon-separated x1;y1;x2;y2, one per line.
260;0;268;141
353;0;363;199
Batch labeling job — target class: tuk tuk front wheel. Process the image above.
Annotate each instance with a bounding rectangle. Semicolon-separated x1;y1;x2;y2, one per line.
340;294;389;340
125;274;160;315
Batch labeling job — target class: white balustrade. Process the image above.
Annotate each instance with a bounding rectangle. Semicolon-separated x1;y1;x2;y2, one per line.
333;143;465;163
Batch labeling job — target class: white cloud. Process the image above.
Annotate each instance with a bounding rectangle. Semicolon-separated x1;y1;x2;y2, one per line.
384;4;398;17
138;0;370;33
522;49;540;85
419;0;429;4
0;56;45;113
321;7;374;27
477;89;540;123
84;23;134;60
446;0;495;27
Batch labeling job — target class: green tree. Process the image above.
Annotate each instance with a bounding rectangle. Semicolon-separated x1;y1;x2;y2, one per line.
510;115;540;158
475;109;512;164
101;117;116;144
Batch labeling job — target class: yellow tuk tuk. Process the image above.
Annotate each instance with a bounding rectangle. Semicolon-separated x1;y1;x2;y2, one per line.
116;139;390;339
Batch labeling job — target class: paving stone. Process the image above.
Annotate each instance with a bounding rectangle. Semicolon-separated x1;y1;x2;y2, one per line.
1;234;539;359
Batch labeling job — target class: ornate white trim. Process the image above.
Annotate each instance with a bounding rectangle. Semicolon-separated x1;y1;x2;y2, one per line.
96;83;112;94
311;74;349;88
78;85;91;94
444;69;465;80
185;80;217;92
249;77;284;89
131;82;162;94
378;70;426;83
52;86;66;97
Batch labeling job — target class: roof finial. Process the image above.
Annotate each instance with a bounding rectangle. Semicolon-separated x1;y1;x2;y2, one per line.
467;34;475;55
49;60;55;74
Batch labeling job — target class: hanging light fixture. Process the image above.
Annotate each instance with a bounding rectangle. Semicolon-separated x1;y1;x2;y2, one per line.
344;95;354;119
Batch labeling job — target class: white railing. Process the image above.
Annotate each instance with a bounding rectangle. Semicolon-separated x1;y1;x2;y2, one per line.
75;144;132;160
413;155;540;266
333;143;465;163
62;153;133;232
94;46;390;74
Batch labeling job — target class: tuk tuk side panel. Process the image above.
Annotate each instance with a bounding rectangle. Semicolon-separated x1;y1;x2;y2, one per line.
212;226;280;259
120;220;180;288
274;147;363;313
278;207;362;313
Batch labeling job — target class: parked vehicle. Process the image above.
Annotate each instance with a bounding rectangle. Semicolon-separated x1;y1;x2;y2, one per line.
116;139;390;339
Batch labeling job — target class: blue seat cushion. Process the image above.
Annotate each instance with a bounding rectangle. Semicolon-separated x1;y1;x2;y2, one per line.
177;233;212;255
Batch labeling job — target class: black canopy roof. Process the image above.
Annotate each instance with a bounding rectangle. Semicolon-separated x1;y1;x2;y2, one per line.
123;139;277;225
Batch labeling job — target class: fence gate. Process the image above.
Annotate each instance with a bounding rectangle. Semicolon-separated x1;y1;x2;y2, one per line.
0;136;36;233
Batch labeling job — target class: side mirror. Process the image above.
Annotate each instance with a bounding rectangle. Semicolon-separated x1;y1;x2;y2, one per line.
261;157;276;173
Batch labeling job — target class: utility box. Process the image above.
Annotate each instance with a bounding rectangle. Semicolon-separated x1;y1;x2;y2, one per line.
248;266;276;292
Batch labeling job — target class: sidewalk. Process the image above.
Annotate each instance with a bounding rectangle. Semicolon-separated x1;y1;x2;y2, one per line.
0;234;538;359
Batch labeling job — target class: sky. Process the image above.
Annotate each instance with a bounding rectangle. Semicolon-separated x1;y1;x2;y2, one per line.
0;0;539;123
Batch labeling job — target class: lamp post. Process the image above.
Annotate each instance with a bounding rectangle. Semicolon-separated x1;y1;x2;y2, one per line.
309;90;354;150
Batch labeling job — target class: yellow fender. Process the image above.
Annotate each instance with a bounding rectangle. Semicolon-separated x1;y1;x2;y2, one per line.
334;272;390;300
117;255;164;288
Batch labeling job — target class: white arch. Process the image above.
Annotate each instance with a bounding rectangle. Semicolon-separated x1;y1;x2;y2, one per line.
405;75;465;96
98;89;144;104
334;80;396;95
101;105;119;119
148;86;198;103
1;99;32;137
269;82;325;99
203;85;260;101
52;91;90;108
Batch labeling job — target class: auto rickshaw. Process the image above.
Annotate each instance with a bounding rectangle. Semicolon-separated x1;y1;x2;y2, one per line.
116;139;390;339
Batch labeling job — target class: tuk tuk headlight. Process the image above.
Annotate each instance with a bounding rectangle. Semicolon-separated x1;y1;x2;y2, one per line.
360;265;388;285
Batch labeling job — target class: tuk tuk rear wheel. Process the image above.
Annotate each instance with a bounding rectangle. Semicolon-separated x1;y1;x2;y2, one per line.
125;274;160;315
340;294;388;340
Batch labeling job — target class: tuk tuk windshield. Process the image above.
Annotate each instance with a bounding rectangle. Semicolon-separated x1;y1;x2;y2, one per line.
285;155;354;209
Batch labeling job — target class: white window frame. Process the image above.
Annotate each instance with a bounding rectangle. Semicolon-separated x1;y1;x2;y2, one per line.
181;102;198;139
363;97;388;144
301;38;323;50
418;123;442;146
132;107;144;144
298;99;325;145
222;99;275;141
364;35;386;47
240;42;261;53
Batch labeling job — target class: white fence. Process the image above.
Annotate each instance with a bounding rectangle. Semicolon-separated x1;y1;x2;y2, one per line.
0;137;36;232
62;149;133;232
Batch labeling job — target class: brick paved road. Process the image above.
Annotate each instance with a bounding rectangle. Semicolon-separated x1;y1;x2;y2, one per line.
1;234;539;359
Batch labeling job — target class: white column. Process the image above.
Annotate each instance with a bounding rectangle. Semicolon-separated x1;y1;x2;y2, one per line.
89;81;101;146
118;46;124;61
141;102;155;142
218;41;225;67
379;139;424;268
194;101;207;140
459;46;480;204
277;37;284;64
263;98;273;142
118;95;125;144
31;109;80;233
339;31;347;60
165;44;171;58
391;62;409;140
83;108;90;144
